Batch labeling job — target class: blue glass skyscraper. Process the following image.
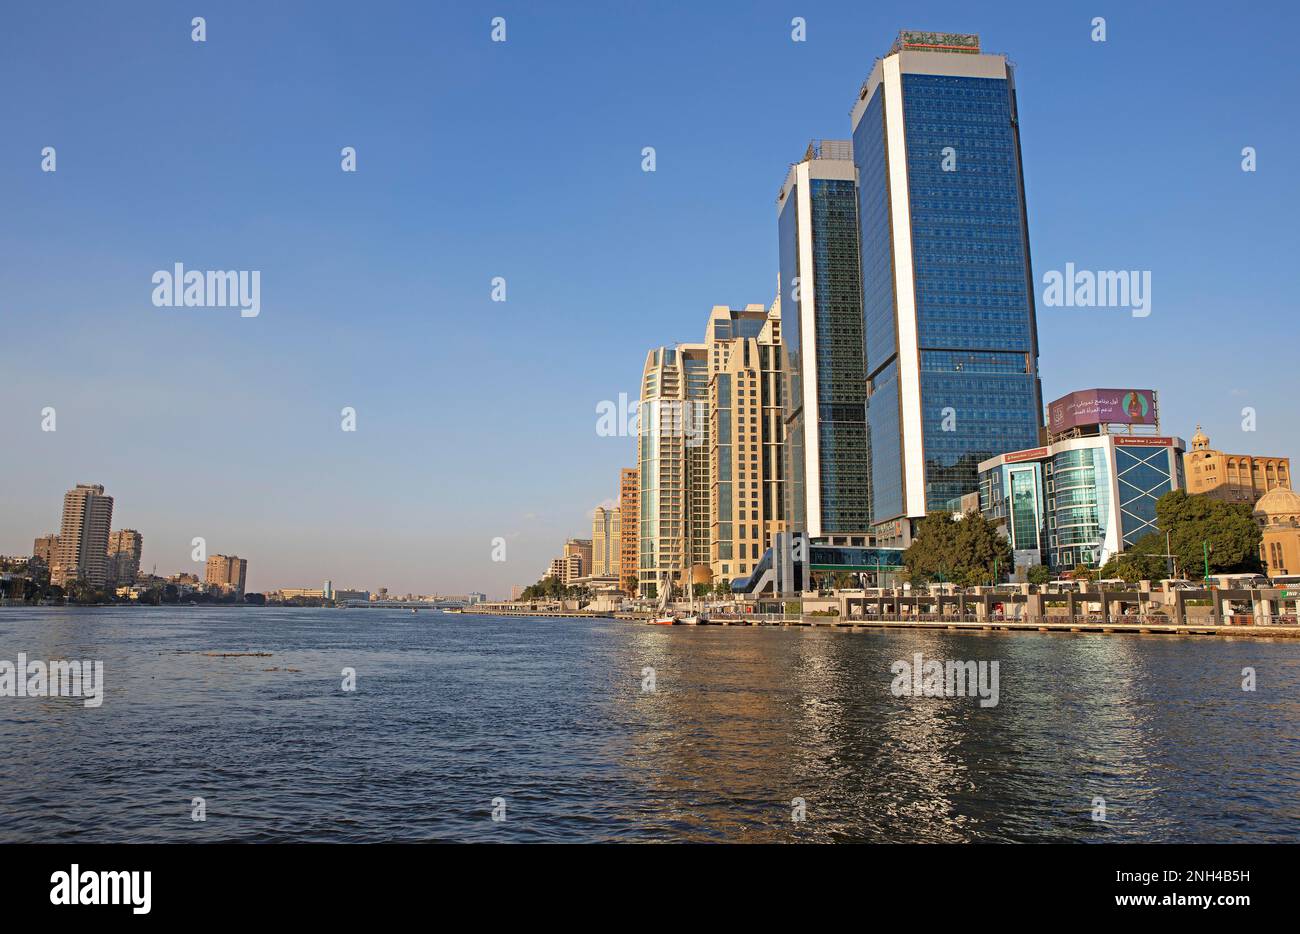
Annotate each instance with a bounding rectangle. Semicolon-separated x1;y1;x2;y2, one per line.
777;140;872;540
851;31;1043;545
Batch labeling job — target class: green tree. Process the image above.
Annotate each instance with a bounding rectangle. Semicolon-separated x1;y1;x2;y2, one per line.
1155;490;1263;579
1026;564;1052;585
903;511;1012;587
1097;532;1169;583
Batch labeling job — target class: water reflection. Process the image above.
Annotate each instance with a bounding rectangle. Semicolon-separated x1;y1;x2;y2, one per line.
0;608;1296;842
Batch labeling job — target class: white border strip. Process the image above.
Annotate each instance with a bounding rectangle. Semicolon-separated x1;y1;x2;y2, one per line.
882;56;926;518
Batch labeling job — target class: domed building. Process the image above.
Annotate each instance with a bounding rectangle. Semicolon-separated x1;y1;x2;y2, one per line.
1254;487;1300;578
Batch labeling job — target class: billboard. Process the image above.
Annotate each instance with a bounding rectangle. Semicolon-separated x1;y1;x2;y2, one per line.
1049;389;1157;433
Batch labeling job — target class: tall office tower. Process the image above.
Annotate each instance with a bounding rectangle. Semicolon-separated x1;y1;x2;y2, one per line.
53;483;114;586
707;301;788;585
852;31;1042;546
107;529;144;586
777;139;872;542
205;554;248;596
638;343;708;597
618;467;639;595
590;507;621;577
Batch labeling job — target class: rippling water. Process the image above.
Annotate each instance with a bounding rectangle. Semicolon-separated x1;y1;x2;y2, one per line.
0;606;1297;842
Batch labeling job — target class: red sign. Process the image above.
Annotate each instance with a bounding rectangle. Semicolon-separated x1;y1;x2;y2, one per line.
1004;446;1049;463
1114;436;1173;447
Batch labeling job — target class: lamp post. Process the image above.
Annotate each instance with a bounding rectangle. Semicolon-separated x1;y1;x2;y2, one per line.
1203;541;1211;583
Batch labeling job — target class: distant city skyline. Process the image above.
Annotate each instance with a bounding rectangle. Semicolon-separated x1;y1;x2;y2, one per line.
4;1;1298;595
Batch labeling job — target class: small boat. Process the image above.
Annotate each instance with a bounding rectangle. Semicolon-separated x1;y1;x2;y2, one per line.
648;616;676;626
677;615;700;626
411;608;417;614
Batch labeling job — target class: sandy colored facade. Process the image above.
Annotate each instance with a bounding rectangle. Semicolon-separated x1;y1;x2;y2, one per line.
1185;427;1290;505
53;483;114;586
108;529;144;586
707;301;787;586
618;467;638;595
205;554;248;596
591;507;621;577
637;342;708;597
562;538;592;583
1255;487;1300;578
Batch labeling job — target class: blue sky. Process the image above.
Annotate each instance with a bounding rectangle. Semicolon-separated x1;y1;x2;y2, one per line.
3;1;1297;596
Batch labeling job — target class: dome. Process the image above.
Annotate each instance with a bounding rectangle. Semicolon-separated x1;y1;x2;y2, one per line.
1254;487;1300;521
689;563;713;585
1191;424;1210;450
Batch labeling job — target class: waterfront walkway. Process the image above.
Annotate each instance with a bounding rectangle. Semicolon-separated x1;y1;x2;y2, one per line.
686;614;1300;638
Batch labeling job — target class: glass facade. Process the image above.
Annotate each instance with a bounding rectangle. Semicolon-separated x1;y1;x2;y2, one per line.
982;439;1183;571
1050;447;1109;568
855;90;902;525
809;178;871;533
1115;445;1176;548
778;184;805;534
905;73;1040;513
779;162;871;536
856;64;1041;527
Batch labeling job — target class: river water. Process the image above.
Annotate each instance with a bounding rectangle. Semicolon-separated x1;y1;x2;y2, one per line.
1;606;1296;842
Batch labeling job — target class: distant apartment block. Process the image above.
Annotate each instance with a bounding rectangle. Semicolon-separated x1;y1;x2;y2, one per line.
32;533;58;570
562;538;592;583
591;507;621;577
53;483;114;586
205;554;248;596
619;467;639;595
108;529;144;586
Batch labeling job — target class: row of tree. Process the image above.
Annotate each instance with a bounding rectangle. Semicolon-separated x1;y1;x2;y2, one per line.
901;490;1264;586
4;578;267;606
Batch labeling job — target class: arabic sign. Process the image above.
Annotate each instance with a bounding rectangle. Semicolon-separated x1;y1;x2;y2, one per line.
1049;389;1157;432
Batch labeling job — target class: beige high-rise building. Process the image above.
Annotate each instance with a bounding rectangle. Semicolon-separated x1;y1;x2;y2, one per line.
52;483;114;586
205;554;248;596
619;467;639;595
561;538;592;583
591;507;621;577
546;557;567;582
1184;426;1291;505
107;529;144;586
707;301;787;586
638;342;709;597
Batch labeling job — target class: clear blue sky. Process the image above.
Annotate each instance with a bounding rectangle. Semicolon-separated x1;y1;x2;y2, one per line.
3;1;1297;596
